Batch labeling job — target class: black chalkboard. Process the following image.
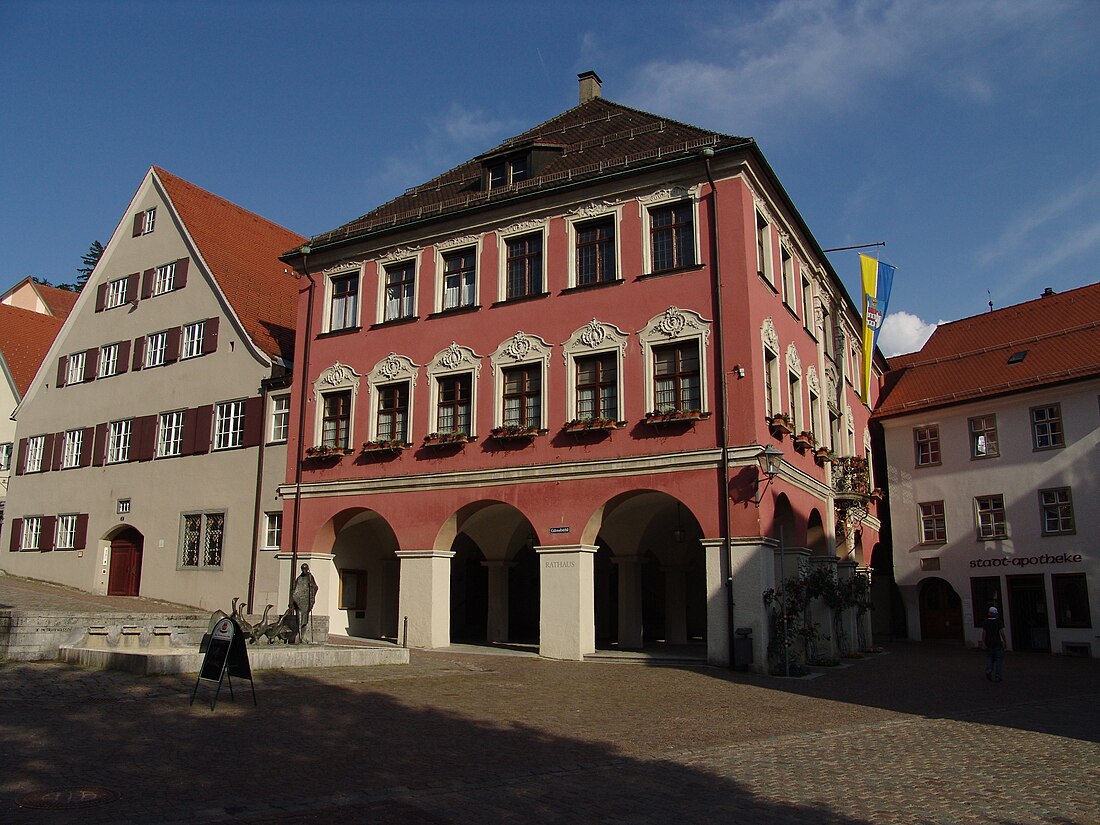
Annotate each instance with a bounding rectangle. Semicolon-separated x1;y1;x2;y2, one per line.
191;618;256;710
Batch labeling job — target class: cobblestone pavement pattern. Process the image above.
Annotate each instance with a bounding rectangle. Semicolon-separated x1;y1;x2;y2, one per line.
1;575;1097;824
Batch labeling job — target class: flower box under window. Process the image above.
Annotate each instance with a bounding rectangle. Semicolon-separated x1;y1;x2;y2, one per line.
422;432;472;448
489;425;545;441
643;409;710;426
814;447;835;467
794;431;816;453
361;439;410;455
304;445;353;461
562;418;625;434
767;413;794;438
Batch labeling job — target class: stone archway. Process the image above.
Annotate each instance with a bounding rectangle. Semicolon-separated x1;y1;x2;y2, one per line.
806;509;828;557
327;509;400;640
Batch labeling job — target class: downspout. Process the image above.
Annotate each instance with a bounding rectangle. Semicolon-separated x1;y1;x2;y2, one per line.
703;150;737;668
246;380;268;611
289;245;314;606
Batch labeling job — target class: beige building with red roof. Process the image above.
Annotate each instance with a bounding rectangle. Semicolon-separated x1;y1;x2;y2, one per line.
0;167;305;613
875;282;1100;657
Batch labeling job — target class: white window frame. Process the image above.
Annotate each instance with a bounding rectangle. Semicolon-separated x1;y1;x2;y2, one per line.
66;351;86;385
755;208;774;286
213;400;246;450
365;354;419;441
144;331;168;368
801;269;816;333
425;343;482;437
269;394;290;443
179;511;225;569
105;277;128;310
141;207;156;235
562;320;628;422
181;321;205;359
381;258;418;322
56;514;78;550
919;501;947;544
21;516;42;550
99;343;119;378
324;265;362;332
263;512;282;550
761;317;781;419
311;363;361;447
786;343;803;432
566;203;622;288
153;261;176;295
0;442;12;472
781;245;795;307
639;188;700;275
975;494;1008;540
26;435;45;473
107;419;132;464
489;332;552;428
434;239;480;313
61;429;83;469
639;307;712;415
158;410;186;457
496;220;549;303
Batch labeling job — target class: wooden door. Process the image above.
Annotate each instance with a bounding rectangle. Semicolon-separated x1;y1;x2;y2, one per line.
919;577;963;641
107;529;143;596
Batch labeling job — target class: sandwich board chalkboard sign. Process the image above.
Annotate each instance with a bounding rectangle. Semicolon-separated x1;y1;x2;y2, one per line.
190;617;256;711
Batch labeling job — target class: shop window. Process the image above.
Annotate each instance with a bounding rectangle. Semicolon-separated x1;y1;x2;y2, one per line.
1052;573;1091;628
970;576;1002;626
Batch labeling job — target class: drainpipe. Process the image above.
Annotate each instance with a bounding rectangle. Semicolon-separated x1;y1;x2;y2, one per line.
703;149;737;668
246;379;268;611
288;245;314;606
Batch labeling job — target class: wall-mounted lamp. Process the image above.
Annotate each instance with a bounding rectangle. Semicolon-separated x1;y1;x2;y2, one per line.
733;364;745;378
753;444;784;506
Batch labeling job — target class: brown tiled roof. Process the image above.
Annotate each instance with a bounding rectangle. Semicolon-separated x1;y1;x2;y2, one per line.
874;282;1100;418
0;304;66;397
35;283;79;318
308;97;751;249
154;168;307;362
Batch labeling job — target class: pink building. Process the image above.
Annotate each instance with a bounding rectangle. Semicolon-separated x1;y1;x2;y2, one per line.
280;75;884;668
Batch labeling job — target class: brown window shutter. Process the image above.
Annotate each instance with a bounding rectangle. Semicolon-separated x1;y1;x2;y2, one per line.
56;357;68;388
188;405;214;455
41;516;56;551
242;396;264;447
9;519;22;552
84;348;98;381
132;213;143;237
117;340;131;374
41;434;56;473
125;273;139;304
131;336;145;371
74;514;89;550
202;316;220;354
95;282;108;312
49;433;63;471
175;258;189;289
141;269;155;300
166;327;181;363
134;415;157;461
80;427;95;466
16;438;27;475
92;423;108;466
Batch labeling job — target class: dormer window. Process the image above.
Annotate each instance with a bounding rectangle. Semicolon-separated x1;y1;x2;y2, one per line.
486;155;529;190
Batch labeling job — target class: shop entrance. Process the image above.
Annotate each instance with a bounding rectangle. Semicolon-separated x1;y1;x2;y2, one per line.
918;577;963;641
1007;575;1050;651
107;527;144;596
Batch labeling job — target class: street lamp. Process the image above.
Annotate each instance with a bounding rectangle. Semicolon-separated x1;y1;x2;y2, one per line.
753;444;784;506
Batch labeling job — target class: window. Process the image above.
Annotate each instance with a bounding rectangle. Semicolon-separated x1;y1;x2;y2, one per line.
56;514;78;550
436;374;472;435
329;273;359;331
105;277;128;309
756;210;773;284
339;569;366;610
808;388;821;441
650;202;695;273
575;353;618;421
975;494;1007;540
270;395;290;443
117;498;131;514
919;501;947;544
486;156;528;190
969;415;999;459
180;511;225;568
822;304;836;361
764;349;779;417
0;442;11;471
144;331;168;368
153;262;175;295
801;273;814;331
21;516;41;550
213;400;246;450
914;425;941;466
787;370;801;431
781;246;795;307
1031;404;1064;449
502;365;541;427
66;351;86;385
1052;573;1091;628
970;577;1002;626
263;513;282;550
384;261;416;321
1039;487;1074;535
442;248;476;310
376;383;409;442
107;420;132;463
575;218;616;285
61;430;83;469
321;390;351;449
506;233;543;299
134;207;156;235
99;343;119;378
26;435;45;473
654;342;701;413
158;411;186;457
181;321;205;359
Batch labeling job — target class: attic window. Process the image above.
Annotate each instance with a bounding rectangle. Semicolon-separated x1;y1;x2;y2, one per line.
1007;350;1028;364
486;155;529;190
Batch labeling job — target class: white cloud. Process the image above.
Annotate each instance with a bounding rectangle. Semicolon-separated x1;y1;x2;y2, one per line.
878;311;938;356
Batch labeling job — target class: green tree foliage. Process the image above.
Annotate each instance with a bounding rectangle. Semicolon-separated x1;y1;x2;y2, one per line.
75;240;105;290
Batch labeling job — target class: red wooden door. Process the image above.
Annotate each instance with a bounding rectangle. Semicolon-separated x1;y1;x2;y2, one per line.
107;530;143;596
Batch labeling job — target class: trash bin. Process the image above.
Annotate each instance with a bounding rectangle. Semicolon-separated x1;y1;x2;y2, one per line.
733;627;753;671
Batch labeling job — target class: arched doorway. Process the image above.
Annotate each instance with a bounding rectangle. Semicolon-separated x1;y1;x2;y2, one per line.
450;534;487;642
806;509;827;557
107;527;144;596
919;577;963;641
330;509;400;640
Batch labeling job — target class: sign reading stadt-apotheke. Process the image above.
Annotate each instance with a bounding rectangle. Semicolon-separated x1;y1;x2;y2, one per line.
969;553;1084;569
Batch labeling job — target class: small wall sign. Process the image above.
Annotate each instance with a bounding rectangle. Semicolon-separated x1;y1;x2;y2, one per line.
549;526;570;534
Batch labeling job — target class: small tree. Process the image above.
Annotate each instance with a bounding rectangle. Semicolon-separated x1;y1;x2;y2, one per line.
75;240;105;291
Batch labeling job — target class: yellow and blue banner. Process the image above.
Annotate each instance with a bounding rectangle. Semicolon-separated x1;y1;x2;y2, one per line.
859;254;895;404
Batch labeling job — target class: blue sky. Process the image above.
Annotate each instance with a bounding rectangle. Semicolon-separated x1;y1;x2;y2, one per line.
2;0;1097;355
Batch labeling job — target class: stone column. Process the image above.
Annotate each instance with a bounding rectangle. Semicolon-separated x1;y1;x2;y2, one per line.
856;565;874;650
613;555;644;649
705;537;777;672
395;549;454;649
808;555;839;660
483;560;512;644
537;544;596;660
837;560;859;653
663;563;688;644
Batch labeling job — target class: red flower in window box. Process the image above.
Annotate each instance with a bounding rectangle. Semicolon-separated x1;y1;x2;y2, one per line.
562;417;624;433
361;439;410;454
422;432;472;447
489;424;544;440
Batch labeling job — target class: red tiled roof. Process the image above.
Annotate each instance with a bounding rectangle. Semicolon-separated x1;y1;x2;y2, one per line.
0;304;66;397
35;283;79;318
874;282;1100;418
154;167;307;362
308;97;751;249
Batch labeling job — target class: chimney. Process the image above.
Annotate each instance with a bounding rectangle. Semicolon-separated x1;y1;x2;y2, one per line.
578;71;602;104
1041;287;1056;298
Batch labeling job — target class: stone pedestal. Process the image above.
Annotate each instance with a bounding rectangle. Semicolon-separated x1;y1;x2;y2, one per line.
483;560;513;644
537;544;596;660
395;550;454;649
612;555;644;649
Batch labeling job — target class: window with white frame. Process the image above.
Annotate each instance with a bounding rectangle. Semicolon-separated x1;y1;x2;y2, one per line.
1031;403;1064;450
490;333;550;429
969;414;999;459
328;271;360;331
801;272;814;331
264;512;282;549
144;331;168;368
975;494;1007;540
575;217;617;285
756;209;773;284
781;246;795;307
107;420;132;463
25;435;45;473
56;514;78;550
213;400;246;450
0;442;12;471
442;247;476;310
375;383;409;442
914;425;941;466
384;261;416;321
99;343;119;378
1039;487;1074;535
269;395;290;443
61;429;83;469
321;390;351;449
426;343;481;438
21;516;42;550
153;262;176;295
66;351;86;384
140;207;156;235
505;232;543;299
649;202;695;273
158;410;185;457
180;511;225;568
105;277;128;309
787;370;801;432
919;501;947;544
562;320;628;426
764;349;779;417
181;321;205;359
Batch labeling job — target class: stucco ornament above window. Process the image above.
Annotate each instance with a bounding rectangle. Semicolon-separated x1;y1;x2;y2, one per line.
370;352;419;385
569;199;620;219
760;317;779;353
314;362;361;395
638;185;696;205
377;245;422;265
430;342;482;377
494;332;551;365
436;235;479;251
806;365;820;395
646;307;711;343
786;343;802;374
562;319;628;364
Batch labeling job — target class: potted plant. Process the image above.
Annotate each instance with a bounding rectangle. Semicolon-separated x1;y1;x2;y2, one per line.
794;430;816;453
304;444;351;460
361;438;410;454
643;408;710;425
489;424;543;440
767;412;794;437
422;431;471;447
813;447;834;466
562;417;624;433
